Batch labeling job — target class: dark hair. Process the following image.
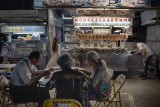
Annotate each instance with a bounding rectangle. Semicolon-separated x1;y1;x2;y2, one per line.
28;51;41;60
98;59;102;65
52;37;58;52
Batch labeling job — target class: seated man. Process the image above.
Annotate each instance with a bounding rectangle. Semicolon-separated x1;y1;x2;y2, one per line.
10;51;52;107
46;53;88;107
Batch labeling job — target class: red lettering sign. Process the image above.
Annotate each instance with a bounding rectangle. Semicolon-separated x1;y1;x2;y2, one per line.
79;18;82;22
74;17;132;26
87;18;90;22
103;18;106;22
115;18;118;22
91;18;94;22
124;18;127;22
99;18;102;22
83;18;86;22
119;18;122;22
111;18;113;22
74;18;78;22
95;18;98;22
128;18;132;22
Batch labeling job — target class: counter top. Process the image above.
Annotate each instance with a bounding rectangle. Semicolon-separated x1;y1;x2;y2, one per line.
70;47;126;52
0;64;16;69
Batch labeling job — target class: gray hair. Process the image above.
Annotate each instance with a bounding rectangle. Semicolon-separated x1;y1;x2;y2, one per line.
86;51;107;71
57;52;73;70
86;51;99;63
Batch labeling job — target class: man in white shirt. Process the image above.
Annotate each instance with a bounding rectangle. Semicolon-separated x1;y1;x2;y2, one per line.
10;51;52;107
133;42;159;80
136;43;153;60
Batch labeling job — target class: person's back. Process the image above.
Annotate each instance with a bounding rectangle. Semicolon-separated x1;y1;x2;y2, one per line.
137;43;153;57
46;52;88;106
54;68;85;104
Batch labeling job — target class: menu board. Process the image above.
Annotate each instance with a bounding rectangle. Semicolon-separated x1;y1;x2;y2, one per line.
43;0;149;7
119;0;147;7
76;9;134;17
1;26;45;34
89;0;110;6
74;17;133;27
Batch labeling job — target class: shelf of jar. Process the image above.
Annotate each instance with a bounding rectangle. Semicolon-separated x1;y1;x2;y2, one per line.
76;34;127;41
71;47;126;52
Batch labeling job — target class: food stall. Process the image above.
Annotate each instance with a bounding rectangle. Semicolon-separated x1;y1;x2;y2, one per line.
0;25;48;69
34;0;149;72
60;9;134;73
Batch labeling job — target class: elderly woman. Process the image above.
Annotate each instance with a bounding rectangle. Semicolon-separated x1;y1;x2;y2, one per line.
46;52;87;106
86;51;111;100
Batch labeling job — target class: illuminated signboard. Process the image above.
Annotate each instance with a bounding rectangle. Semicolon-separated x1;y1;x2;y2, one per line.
76;9;135;17
1;26;45;33
74;17;132;27
42;0;148;7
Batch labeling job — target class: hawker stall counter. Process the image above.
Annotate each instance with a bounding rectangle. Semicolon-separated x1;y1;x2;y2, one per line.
68;47;128;72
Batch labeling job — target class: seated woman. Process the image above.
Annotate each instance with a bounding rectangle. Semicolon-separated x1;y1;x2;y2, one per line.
46;53;88;107
86;51;111;100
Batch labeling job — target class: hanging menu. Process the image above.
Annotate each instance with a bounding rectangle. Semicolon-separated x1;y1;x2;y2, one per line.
76;9;135;17
1;26;45;33
74;17;133;27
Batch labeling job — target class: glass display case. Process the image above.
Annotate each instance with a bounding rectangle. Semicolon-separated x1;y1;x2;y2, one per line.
11;40;43;56
63;25;77;42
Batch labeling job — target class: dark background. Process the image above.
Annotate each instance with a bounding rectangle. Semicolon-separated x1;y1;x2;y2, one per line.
0;0;160;10
0;0;159;43
0;0;33;10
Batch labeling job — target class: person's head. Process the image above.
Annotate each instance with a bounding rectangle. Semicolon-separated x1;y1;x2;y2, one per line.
52;37;59;52
57;52;73;70
86;51;99;66
28;51;42;65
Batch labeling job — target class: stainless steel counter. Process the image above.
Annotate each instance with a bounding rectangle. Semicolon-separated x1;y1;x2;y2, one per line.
69;49;128;72
128;54;143;69
100;52;128;72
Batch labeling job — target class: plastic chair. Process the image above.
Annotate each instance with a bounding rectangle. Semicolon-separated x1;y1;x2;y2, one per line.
107;68;114;81
0;76;37;107
43;98;82;107
0;75;11;106
94;74;126;107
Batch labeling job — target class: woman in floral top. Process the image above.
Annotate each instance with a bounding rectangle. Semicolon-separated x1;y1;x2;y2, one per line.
86;51;111;100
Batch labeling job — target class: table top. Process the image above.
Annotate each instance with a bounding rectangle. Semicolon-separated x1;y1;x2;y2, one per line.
39;67;86;85
39;69;61;85
0;64;16;69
